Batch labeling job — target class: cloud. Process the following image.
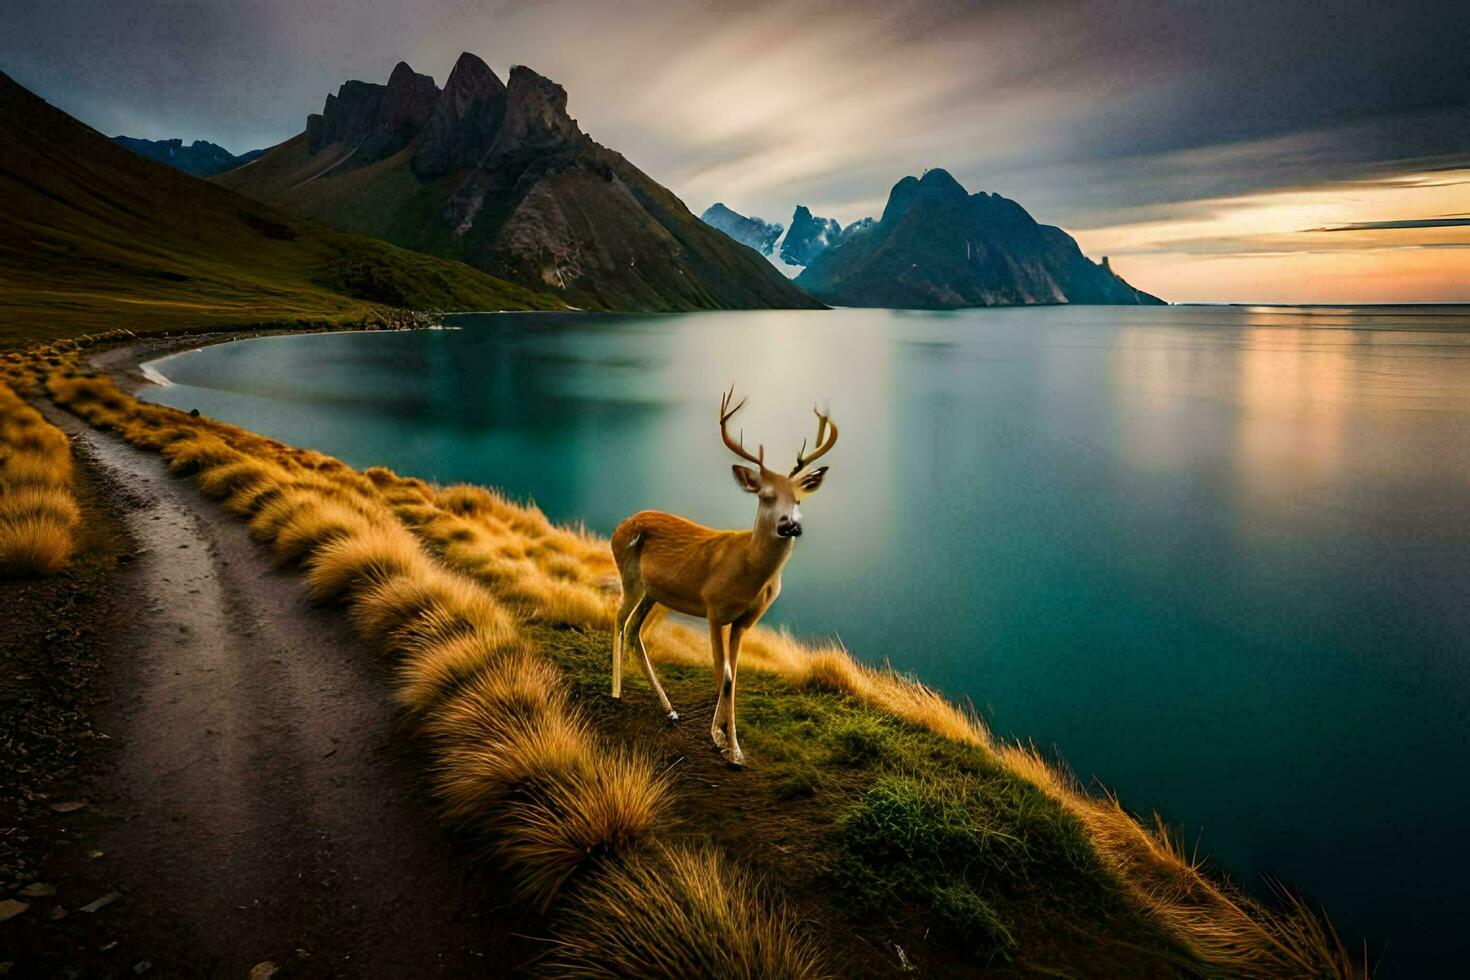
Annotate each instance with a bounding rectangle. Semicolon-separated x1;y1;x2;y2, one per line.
1307;217;1470;233
3;0;1467;300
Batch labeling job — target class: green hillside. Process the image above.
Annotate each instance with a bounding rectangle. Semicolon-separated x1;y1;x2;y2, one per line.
0;71;566;348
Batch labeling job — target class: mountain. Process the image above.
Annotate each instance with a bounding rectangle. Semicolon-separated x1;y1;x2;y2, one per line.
796;169;1163;308
216;53;820;312
780;206;841;267
699;203;782;255
698;203;871;280
0;71;565;346
113;136;265;177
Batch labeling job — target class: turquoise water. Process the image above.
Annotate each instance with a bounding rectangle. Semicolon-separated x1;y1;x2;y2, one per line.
144;307;1470;975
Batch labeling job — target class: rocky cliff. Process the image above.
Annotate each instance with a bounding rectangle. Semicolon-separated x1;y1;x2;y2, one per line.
217;53;819;312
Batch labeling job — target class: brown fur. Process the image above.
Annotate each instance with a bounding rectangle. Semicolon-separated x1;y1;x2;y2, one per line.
609;391;834;765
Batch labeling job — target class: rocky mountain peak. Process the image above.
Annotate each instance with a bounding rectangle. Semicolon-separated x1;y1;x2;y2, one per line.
381;62;438;130
386;61;419;88
880;175;922;224
305;63;438;166
781;205;842;266
918;167;967;195
412;53;507;178
494;66;583;154
309;80;386;154
445;52;504;101
882;168;970;225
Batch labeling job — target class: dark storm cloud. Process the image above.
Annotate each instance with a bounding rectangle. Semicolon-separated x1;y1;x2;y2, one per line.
1;0;1466;229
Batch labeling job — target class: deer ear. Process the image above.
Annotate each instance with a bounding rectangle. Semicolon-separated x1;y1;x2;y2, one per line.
731;465;761;493
797;466;828;495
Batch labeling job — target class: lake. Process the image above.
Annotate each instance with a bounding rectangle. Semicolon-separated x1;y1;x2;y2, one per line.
142;306;1470;975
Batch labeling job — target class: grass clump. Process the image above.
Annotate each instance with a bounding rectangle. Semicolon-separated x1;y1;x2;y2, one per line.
0;382;77;576
0;516;75;577
302;525;426;601
548;843;829;979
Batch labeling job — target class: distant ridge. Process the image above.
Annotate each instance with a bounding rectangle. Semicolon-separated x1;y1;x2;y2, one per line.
217;53;820;313
796;169;1163;308
113;136;264;177
699;203;783;256
698;203;870;279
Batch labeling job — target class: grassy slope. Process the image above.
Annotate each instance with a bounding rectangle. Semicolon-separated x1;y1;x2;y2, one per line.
542;624;1194;976
0;72;566;348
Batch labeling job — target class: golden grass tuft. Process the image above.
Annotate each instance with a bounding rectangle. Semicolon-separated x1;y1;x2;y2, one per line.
410;646;565;722
794;647;874;698
430;701;597;824
223;480;285;517
0;382;77;577
495;749;671;910
249;488;317;542
303;524;428;602
0;515;74;577
271;498;378;566
500;572;615;629
548;842;830;978
194;458;284;500
160;434;243;476
392;502;440;526
352;569;504;643
393;625;529;712
0;484;80;529
434;483;500;516
0;452;72;490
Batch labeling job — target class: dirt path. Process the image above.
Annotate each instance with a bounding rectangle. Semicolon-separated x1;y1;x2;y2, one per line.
11;412;528;977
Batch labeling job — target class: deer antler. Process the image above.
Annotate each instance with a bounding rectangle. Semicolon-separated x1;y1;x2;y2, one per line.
790;404;838;475
719;386;765;468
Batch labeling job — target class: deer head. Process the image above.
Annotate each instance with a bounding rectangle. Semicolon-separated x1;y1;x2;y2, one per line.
720;386;838;540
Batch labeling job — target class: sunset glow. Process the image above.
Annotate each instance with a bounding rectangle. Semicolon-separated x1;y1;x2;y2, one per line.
1077;169;1470;303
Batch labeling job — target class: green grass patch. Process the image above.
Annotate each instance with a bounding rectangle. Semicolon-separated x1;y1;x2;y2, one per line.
532;623;1197;976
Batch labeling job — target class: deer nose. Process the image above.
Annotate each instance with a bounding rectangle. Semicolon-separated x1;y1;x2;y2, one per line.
777;518;802;538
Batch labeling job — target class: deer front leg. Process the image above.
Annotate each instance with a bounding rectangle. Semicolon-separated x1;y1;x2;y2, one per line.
708;618;729;750
723;622;748;766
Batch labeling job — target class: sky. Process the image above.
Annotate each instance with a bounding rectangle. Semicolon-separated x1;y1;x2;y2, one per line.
3;0;1468;303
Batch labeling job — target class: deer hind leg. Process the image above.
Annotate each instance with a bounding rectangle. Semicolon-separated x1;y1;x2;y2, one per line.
627;596;677;720
709;618;729;751
611;589;640;699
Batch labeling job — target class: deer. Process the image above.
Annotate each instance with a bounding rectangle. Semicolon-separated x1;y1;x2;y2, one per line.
609;387;838;765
